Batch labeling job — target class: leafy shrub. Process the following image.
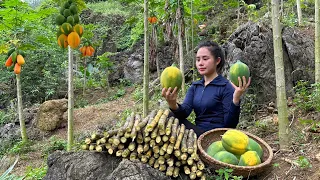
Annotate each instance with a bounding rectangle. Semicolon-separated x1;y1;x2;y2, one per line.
42;136;67;156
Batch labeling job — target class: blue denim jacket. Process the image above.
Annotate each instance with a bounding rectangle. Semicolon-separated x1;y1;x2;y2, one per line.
171;75;240;131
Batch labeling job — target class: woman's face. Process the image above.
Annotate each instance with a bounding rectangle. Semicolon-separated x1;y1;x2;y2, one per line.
196;47;220;76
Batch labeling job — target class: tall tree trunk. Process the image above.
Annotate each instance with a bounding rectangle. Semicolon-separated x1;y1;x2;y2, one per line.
67;46;74;151
143;0;150;117
191;0;195;81
177;0;185;96
271;0;289;150
237;0;240;26
16;74;27;143
185;27;189;52
296;0;302;26
155;28;160;78
83;57;86;96
315;0;320;83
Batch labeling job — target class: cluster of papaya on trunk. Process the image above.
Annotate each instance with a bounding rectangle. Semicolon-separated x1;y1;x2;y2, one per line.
56;0;83;49
5;48;26;74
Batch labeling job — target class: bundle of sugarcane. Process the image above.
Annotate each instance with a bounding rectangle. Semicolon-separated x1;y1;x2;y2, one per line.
81;109;206;180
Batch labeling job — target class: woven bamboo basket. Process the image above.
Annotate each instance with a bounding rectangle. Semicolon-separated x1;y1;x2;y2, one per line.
197;128;273;177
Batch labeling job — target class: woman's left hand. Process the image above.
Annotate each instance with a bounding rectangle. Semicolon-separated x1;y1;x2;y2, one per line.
231;76;251;105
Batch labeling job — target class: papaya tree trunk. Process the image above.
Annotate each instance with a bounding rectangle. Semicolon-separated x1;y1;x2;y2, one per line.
83;57;86;96
271;0;289;150
177;0;185;96
191;0;195;81
315;0;320;83
143;0;150;117
296;0;302;26
67;46;74;151
16;74;27;143
155;28;160;78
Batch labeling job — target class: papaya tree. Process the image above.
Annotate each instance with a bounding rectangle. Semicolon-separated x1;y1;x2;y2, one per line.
0;0;54;143
315;0;320;83
143;0;150;117
176;0;185;96
296;0;302;26
55;0;85;151
271;0;289;149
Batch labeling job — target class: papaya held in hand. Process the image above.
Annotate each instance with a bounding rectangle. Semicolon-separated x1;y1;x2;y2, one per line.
229;60;250;86
160;64;183;92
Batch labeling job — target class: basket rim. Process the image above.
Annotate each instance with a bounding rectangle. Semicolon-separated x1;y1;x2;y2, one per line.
197;128;274;170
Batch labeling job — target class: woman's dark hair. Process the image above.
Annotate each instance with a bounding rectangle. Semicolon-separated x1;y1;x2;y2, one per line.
196;41;225;74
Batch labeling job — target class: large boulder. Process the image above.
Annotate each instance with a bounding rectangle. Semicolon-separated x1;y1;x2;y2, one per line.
35;99;68;131
43;151;173;180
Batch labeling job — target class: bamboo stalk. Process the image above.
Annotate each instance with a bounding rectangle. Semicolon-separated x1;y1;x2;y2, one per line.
156;136;162;144
108;146;117;155
187;157;194;165
169;118;179;143
122;148;130;158
124;131;131;138
191;164;197;172
166;166;174;176
174;149;181;158
146;149;152;158
181;129;189;153
148;157;156;166
187;129;194;154
120;136;127;144
154;153;160;159
144;136;151;143
91;133;102;141
174;124;185;150
137;131;144;144
99;137;107;144
143;143;150;152
167;143;174;154
136;110;156;131
158;109;170;135
85;138;91;145
131;114;141;140
165;116;174;136
150;139;156;147
181;152;188;161
128;142;136;151
184;166;191;175
159;148;165;156
161;142;169;152
158;156;165;165
173;167;180;178
196;170;203;177
200;175;206;180
141;155;148;163
89;144;95;151
116;149;123;157
137;144;144;154
104;128;118;138
189;172;197;180
175;161;181;167
164;153;170;159
197;160;205;170
154;159;160;169
146;109;164;132
153;145;160;154
95;145;106;152
159;164;166;172
151;126;159;139
130;151;137;161
118;143;125;150
105;143;112;149
166;157;174;167
81;144;89;150
162;135;169;142
126;112;135;133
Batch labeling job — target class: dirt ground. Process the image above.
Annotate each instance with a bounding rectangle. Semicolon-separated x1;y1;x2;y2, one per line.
10;87;320;179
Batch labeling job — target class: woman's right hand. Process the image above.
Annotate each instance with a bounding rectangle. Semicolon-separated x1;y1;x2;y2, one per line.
161;87;179;110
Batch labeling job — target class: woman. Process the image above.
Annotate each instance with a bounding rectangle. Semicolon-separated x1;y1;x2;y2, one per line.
161;41;251;137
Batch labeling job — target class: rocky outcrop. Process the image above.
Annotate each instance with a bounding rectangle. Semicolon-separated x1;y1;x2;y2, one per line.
43;151;176;180
221;21;315;104
35;99;68;131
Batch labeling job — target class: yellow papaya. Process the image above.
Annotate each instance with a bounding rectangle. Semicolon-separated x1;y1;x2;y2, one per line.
221;129;249;155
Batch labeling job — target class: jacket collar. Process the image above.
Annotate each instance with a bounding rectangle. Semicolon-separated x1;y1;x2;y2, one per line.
193;74;229;86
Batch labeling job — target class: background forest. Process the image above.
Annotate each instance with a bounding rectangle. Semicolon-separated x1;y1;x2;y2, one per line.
0;0;319;179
